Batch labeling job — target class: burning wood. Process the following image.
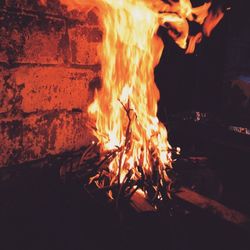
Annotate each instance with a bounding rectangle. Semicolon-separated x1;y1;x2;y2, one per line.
40;0;225;206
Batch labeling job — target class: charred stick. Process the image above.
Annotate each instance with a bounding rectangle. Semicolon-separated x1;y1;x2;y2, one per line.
96;148;121;170
79;141;97;165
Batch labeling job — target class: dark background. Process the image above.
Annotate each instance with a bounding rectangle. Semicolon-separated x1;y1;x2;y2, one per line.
156;0;250;122
155;0;250;221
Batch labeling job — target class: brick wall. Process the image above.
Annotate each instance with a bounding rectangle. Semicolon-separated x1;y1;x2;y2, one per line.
0;0;102;167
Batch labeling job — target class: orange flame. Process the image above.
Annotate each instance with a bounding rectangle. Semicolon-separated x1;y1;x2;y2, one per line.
55;0;224;195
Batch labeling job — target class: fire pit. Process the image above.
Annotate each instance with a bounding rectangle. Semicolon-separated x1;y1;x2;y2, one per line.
51;0;227;208
1;0;250;250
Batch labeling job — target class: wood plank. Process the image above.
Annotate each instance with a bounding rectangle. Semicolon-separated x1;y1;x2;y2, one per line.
130;189;156;212
129;187;249;227
175;187;250;225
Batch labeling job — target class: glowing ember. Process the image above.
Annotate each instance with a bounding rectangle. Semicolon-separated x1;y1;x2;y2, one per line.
54;0;224;202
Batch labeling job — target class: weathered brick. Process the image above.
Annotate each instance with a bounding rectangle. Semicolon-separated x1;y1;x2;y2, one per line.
11;66;100;113
61;6;100;24
0;65;101;114
0;11;68;64
4;0;100;25
0;111;94;167
0;10;102;65
0;1;103;168
0;66;24;115
5;0;68;16
68;22;102;65
0;67;12;114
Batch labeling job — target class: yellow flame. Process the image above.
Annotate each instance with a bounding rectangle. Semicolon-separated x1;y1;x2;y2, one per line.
55;0;224;186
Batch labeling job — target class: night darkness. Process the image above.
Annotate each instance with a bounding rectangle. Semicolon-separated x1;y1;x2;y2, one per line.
1;1;250;250
156;0;250;119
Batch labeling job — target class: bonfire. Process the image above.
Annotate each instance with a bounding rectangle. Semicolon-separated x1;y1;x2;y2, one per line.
57;0;224;207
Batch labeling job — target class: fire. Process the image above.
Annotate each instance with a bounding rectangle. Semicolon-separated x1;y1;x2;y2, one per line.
88;0;169;182
51;0;224;201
